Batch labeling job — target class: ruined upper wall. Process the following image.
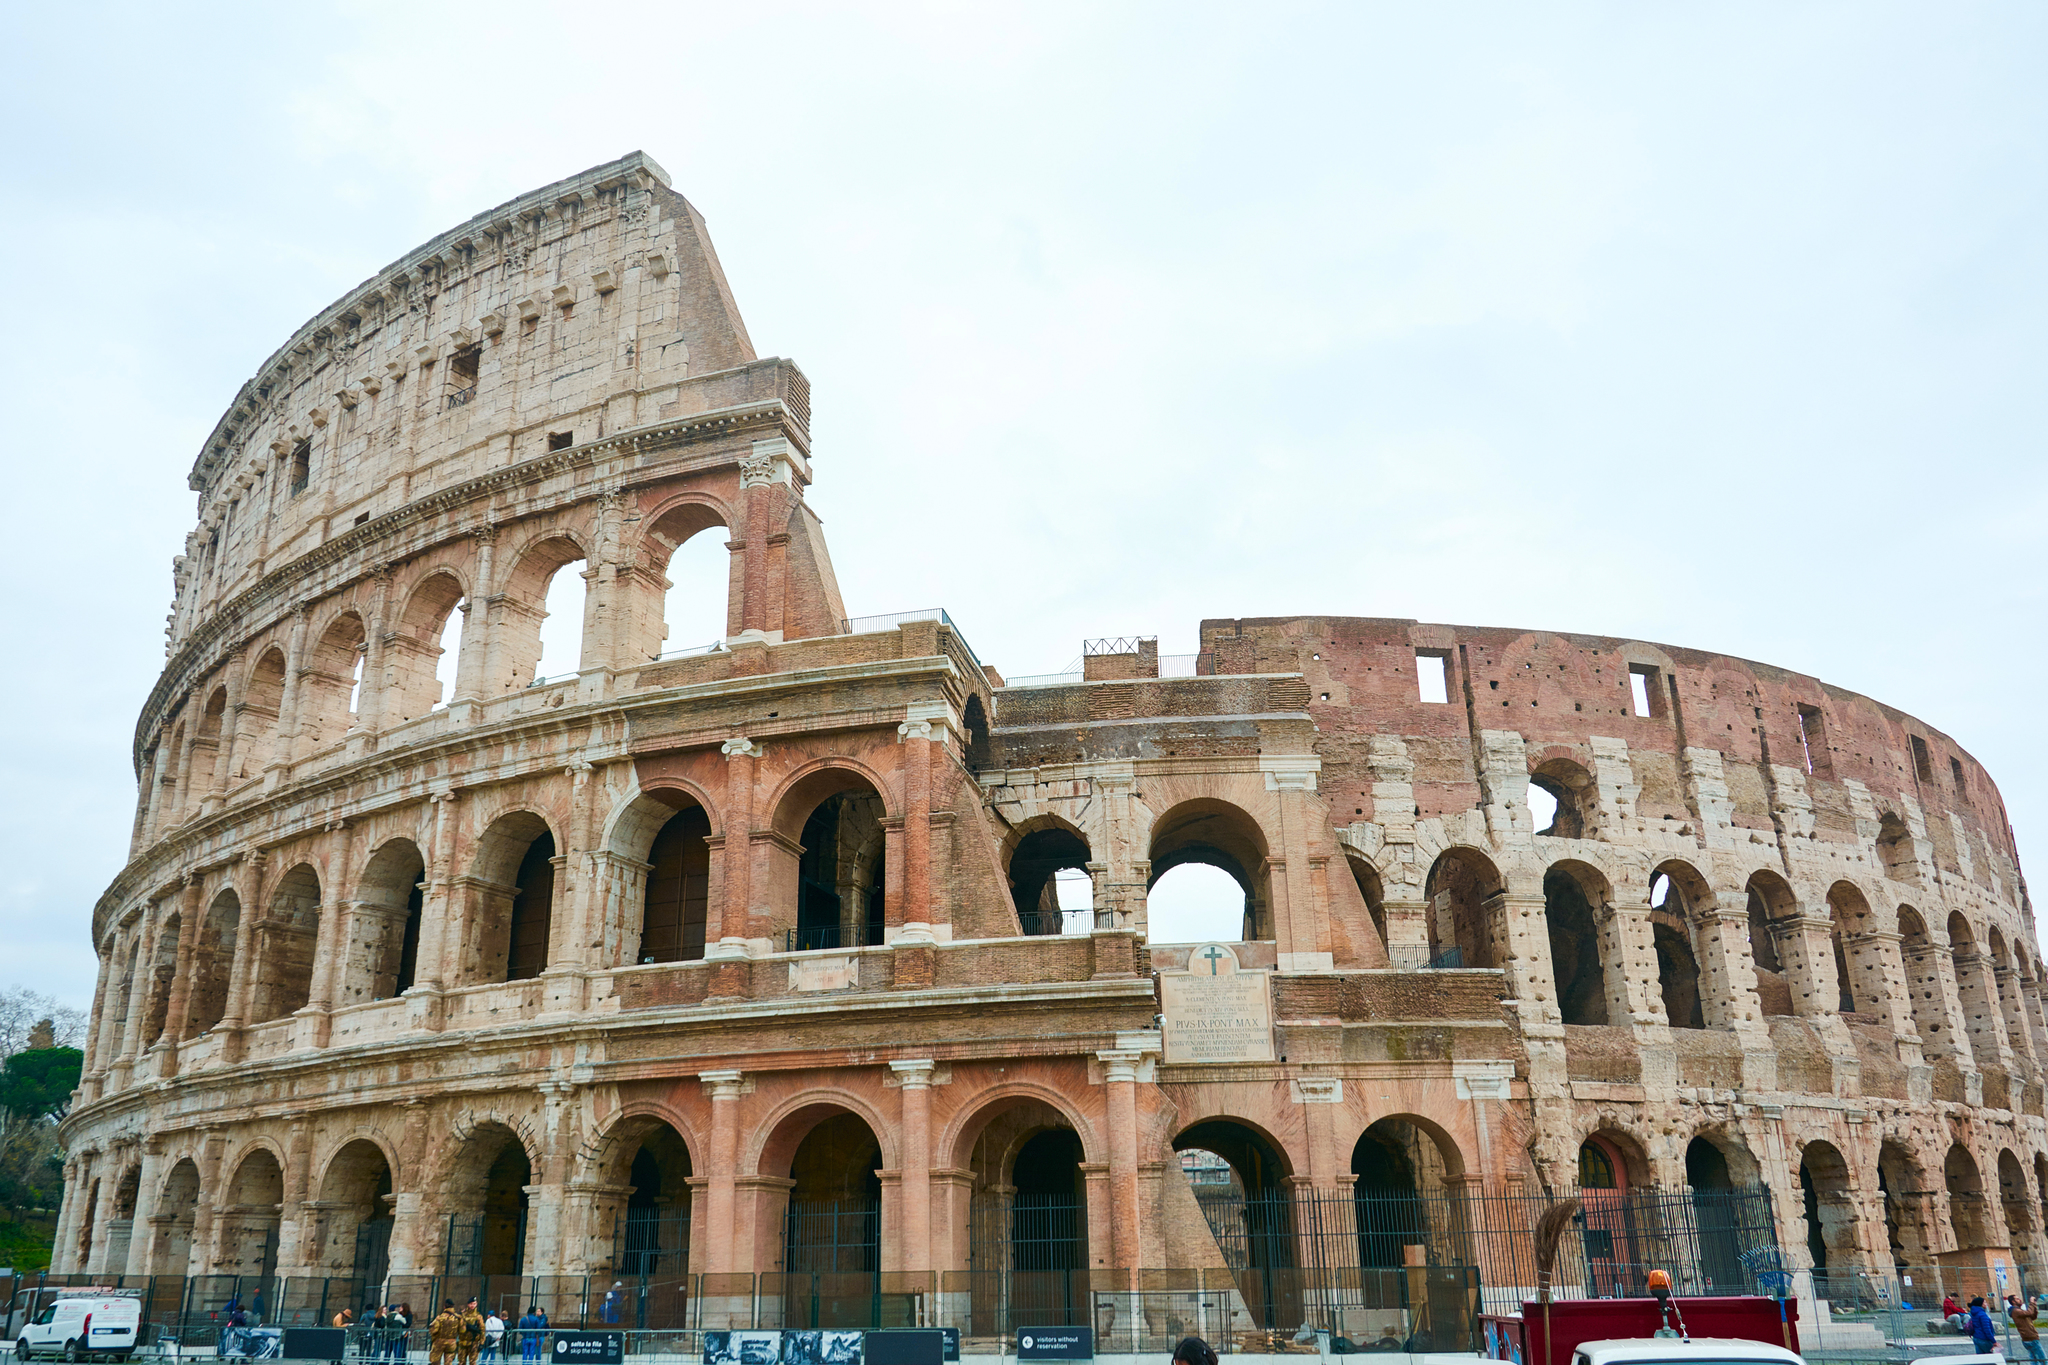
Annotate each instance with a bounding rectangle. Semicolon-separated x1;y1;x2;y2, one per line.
167;151;772;654
1202;615;2028;902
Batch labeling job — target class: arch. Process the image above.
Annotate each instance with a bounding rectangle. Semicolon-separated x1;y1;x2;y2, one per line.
1826;881;1880;1014
1006;819;1092;937
195;686;229;795
443;1121;536;1276
2035;1153;2048;1245
466;811;558;983
1877;1138;1931;1269
301;609;368;752
141;911;181;1046
1352;1115;1470;1274
240;647;287;775
1147;799;1273;943
958;1092;1091;1322
641;798;713;964
770;765;889;952
647;499;733;660
219;1147;284;1280
1797;1139;1862;1280
387;568;468;721
150;1157;201;1274
1545;860;1613;1026
315;1137;395;1281
1685;1135;1752;1291
1948;912;2001;1068
1423;846;1503;970
500;532;590;689
350;838;426;1003
1877;812;1917;882
750;1089;900;1178
252;863;321;1023
1174;1118;1296;1329
1895;907;1956;1056
1528;757;1597;839
1651;859;1717;1028
769;1105;885;1288
941;1080;1103;1174
1998;1148;2042;1264
185;889;241;1036
1745;871;1796;1015
1945;1142;1990;1251
592;1112;697;1285
961;695;991;772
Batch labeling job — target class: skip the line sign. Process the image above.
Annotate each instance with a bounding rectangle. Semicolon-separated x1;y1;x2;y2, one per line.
1017;1328;1093;1360
1159;942;1275;1064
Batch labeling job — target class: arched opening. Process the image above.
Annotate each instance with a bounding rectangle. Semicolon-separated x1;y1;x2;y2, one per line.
1826;882;1881;1015
1799;1141;1861;1281
468;812;558;983
186;890;241;1035
961;695;991;773
641;803;713;963
1877;813;1917;882
241;649;287;775
352;839;426;1004
961;1098;1090;1336
219;1149;283;1281
1352;1117;1464;1276
1579;1132;1647;1296
1946;1142;1991;1251
317;1139;394;1285
498;535;591;691
1650;875;1704;1030
303;611;368;751
1999;1149;2040;1265
1988;931;2034;1066
778;1109;884;1326
614;1121;694;1312
1006;824;1093;937
252;864;320;1023
195;688;228;797
151;1159;200;1274
1147;801;1271;944
1545;863;1611;1026
388;571;467;721
1349;856;1389;958
1877;1140;1927;1270
1685;1137;1747;1291
446;1124;532;1276
1423;848;1502;970
1948;912;2000;1068
1745;872;1795;1016
1528;758;1595;839
652;505;731;657
142;913;181;1047
104;1164;141;1274
773;772;887;953
2034;1154;2048;1246
76;1176;99;1269
1175;1120;1296;1329
1897;909;1952;1054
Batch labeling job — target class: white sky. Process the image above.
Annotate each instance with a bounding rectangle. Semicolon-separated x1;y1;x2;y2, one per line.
2;2;2043;1010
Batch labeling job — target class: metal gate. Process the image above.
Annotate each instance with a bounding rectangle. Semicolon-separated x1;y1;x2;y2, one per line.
780;1199;882;1329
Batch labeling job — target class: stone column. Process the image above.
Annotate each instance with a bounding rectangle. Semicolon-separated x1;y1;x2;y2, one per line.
163;875;206;1047
1695;895;1767;1027
895;719;935;941
125;1140;165;1276
698;1071;745;1273
713;740;759;956
1843;929;1918;1042
1266;762;1330;970
1906;931;1974;1064
83;949;114;1080
354;566;394;737
1774;912;1844;1019
406;789;460;1030
188;1132;225;1276
217;853;265;1046
273;602;311;772
1995;963;2039;1071
1097;1049;1143;1270
890;1060;936;1270
209;645;249;805
116;906;159;1072
1956;947;2016;1072
448;525;497;711
274;1119;314;1275
735;458;781;637
169;698;204;827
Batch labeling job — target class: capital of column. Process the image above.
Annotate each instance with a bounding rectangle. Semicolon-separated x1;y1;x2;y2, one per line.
699;1069;748;1100
897;720;932;743
889;1058;937;1089
1097;1049;1143;1084
721;737;762;760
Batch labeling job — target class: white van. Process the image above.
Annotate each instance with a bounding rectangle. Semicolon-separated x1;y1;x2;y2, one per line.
14;1293;140;1362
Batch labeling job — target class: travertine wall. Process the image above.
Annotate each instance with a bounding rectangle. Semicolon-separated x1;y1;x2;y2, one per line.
56;154;2040;1304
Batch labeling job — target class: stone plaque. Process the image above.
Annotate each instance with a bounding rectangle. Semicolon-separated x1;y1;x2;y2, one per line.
1161;943;1275;1064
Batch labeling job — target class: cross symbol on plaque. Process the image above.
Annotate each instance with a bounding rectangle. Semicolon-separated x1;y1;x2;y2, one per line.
1201;945;1226;975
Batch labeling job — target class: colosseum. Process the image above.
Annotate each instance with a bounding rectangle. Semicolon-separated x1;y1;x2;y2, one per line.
52;151;2042;1348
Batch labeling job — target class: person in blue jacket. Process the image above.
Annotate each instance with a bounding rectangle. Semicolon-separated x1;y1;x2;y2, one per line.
1968;1297;1999;1354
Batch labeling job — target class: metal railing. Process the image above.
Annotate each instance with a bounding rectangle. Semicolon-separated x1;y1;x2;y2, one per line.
999;670;1084;689
1426;946;1466;969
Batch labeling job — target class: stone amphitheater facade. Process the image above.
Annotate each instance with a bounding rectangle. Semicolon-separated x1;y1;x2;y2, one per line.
54;152;2042;1317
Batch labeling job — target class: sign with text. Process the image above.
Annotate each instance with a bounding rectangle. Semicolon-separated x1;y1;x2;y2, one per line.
553;1332;625;1365
1160;944;1274;1064
864;1330;943;1365
1017;1328;1092;1361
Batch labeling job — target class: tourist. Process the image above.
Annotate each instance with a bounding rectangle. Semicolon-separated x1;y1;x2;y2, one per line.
1969;1297;1999;1355
2010;1295;2043;1363
481;1310;505;1364
602;1283;623;1325
1172;1337;1218;1365
517;1307;543;1362
388;1304;412;1362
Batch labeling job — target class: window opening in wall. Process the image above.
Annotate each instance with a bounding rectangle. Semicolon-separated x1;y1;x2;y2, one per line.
662;526;731;656
1053;869;1094;934
1951;756;1968;798
347;649;365;715
548;430;574;452
1628;665;1662;718
1148;863;1249;942
1912;735;1933;782
532;560;588;683
1416;651;1449;704
1796;704;1830;775
1650;873;1671;908
1527;782;1559;835
446;344;480;409
288;439;311;496
1008;825;1093;936
432;605;464;710
506;832;556;982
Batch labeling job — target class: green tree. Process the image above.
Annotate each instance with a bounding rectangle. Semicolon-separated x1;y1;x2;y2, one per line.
0;1047;83;1126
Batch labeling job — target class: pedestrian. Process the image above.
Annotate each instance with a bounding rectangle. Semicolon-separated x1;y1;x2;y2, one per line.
602;1283;623;1326
2010;1295;2043;1363
517;1307;542;1363
336;1308;355;1332
1969;1297;1999;1355
1172;1337;1219;1365
389;1304;412;1362
481;1310;504;1365
429;1300;462;1365
458;1299;486;1365
362;1305;385;1362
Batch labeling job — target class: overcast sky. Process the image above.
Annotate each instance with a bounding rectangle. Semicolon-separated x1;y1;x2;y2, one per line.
3;2;2042;1011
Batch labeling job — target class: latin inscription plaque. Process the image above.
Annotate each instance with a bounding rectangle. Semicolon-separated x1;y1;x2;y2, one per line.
1161;943;1275;1063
